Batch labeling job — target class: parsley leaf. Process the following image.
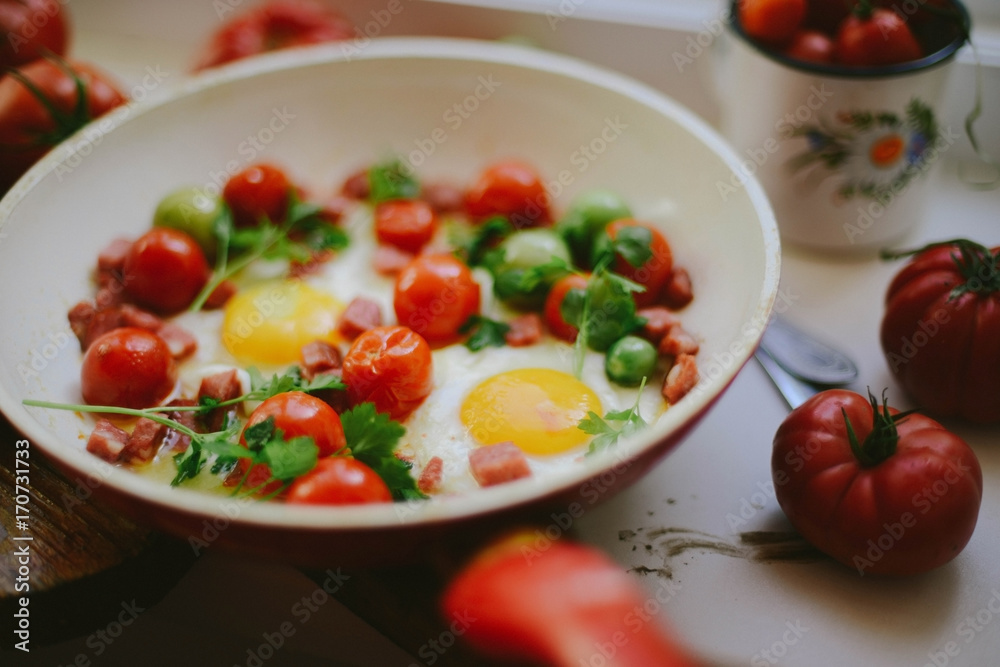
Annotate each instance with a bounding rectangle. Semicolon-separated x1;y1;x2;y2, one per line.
453;217;513;267
578;379;648;455
460;315;510;352
195;367;344;417
340;403;424;501
369;159;420;203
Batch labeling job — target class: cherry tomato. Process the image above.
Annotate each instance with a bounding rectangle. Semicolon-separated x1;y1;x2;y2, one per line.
286;457;391;505
394;254;481;345
773;390;982;576
738;0;807;45
881;240;1000;423
835;9;922;67
374;199;438;253
0;0;70;70
464;160;551;227
228;390;347;495
596;219;673;308
193;0;355;70
122;228;211;315
222;163;293;228
81;328;177;409
544;273;589;342
785;29;835;64
0;58;126;193
341;326;433;421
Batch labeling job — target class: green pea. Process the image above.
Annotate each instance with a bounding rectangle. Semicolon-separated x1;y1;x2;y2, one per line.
557;189;632;267
605;335;658;387
153;187;222;258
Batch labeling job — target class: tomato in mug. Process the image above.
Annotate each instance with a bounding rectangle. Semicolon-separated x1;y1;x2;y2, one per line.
881;240;1000;423
544;273;589;342
834;8;922;67
772;390;982;576
0;0;70;70
193;0;355;70
286;457;391;505
737;0;807;45
341;326;433;422
374;199;438;253
594;219;673;308
222;163;293;228
122;228;211;315
785;29;835;64
80;328;177;409
0;58;126;193
464;160;551;227
394;254;481;345
226;391;347;495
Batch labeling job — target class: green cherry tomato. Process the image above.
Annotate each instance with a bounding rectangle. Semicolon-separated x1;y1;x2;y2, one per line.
605;335;658;386
558;189;632;267
153;186;222;258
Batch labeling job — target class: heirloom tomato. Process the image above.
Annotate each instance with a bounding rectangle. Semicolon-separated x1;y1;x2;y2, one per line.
772;389;982;576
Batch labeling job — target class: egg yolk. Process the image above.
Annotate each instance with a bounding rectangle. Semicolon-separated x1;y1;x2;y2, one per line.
460;368;602;456
223;280;343;365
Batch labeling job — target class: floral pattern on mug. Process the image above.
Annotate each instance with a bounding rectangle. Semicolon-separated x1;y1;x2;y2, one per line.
785;99;939;202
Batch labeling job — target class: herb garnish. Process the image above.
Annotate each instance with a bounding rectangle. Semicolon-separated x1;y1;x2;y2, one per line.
460;315;511;352
578;378;649;455
369;159;420;203
340;402;425;500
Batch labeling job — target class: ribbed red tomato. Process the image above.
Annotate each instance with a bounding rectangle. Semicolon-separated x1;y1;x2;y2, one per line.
881;240;1000;423
772;390;982;576
341;326;434;421
0;0;70;70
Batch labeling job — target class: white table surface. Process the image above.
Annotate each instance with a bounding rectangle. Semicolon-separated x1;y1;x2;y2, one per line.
14;2;1000;665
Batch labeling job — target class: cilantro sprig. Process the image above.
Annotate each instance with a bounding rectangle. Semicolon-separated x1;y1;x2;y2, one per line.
578;378;649;455
459;315;510;352
340;403;424;500
196;367;344;416
369;159;420;203
189;195;349;312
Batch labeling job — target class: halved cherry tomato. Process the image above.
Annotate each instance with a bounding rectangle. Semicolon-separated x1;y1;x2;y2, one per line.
122;228;211;315
738;0;807;45
374;199;438;253
597;219;673;308
286;457;391;505
394;253;481;345
80;327;177;409
544;273;589;342
341;326;433;421
222;163;292;228
227;390;347;495
0;58;126;193
835;8;922;67
0;0;70;70
464;160;551;227
193;0;355;71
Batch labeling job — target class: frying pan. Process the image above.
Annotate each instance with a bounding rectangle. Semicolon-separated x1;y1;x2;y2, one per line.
0;38;780;665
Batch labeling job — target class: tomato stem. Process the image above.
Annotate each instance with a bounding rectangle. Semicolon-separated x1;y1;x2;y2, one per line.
881;238;1000;298
843;389;915;468
853;0;875;20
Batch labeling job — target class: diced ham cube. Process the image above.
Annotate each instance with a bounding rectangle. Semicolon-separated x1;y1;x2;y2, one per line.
421;182;465;214
337;297;383;340
373;244;414;276
341;168;371;200
198;369;244;432
94;282;125;310
120;304;163;332
469;442;532;487
164;399;199;452
80;308;124;351
290;249;336;278
661;267;694;310
418;456;444;494
636;307;679;346
203;280;238;310
662;354;699;405
97;237;133;273
158;322;198;360
86;419;129;463
300;340;343;381
122;417;167;463
504;313;543;347
658;324;700;357
68;301;96;350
